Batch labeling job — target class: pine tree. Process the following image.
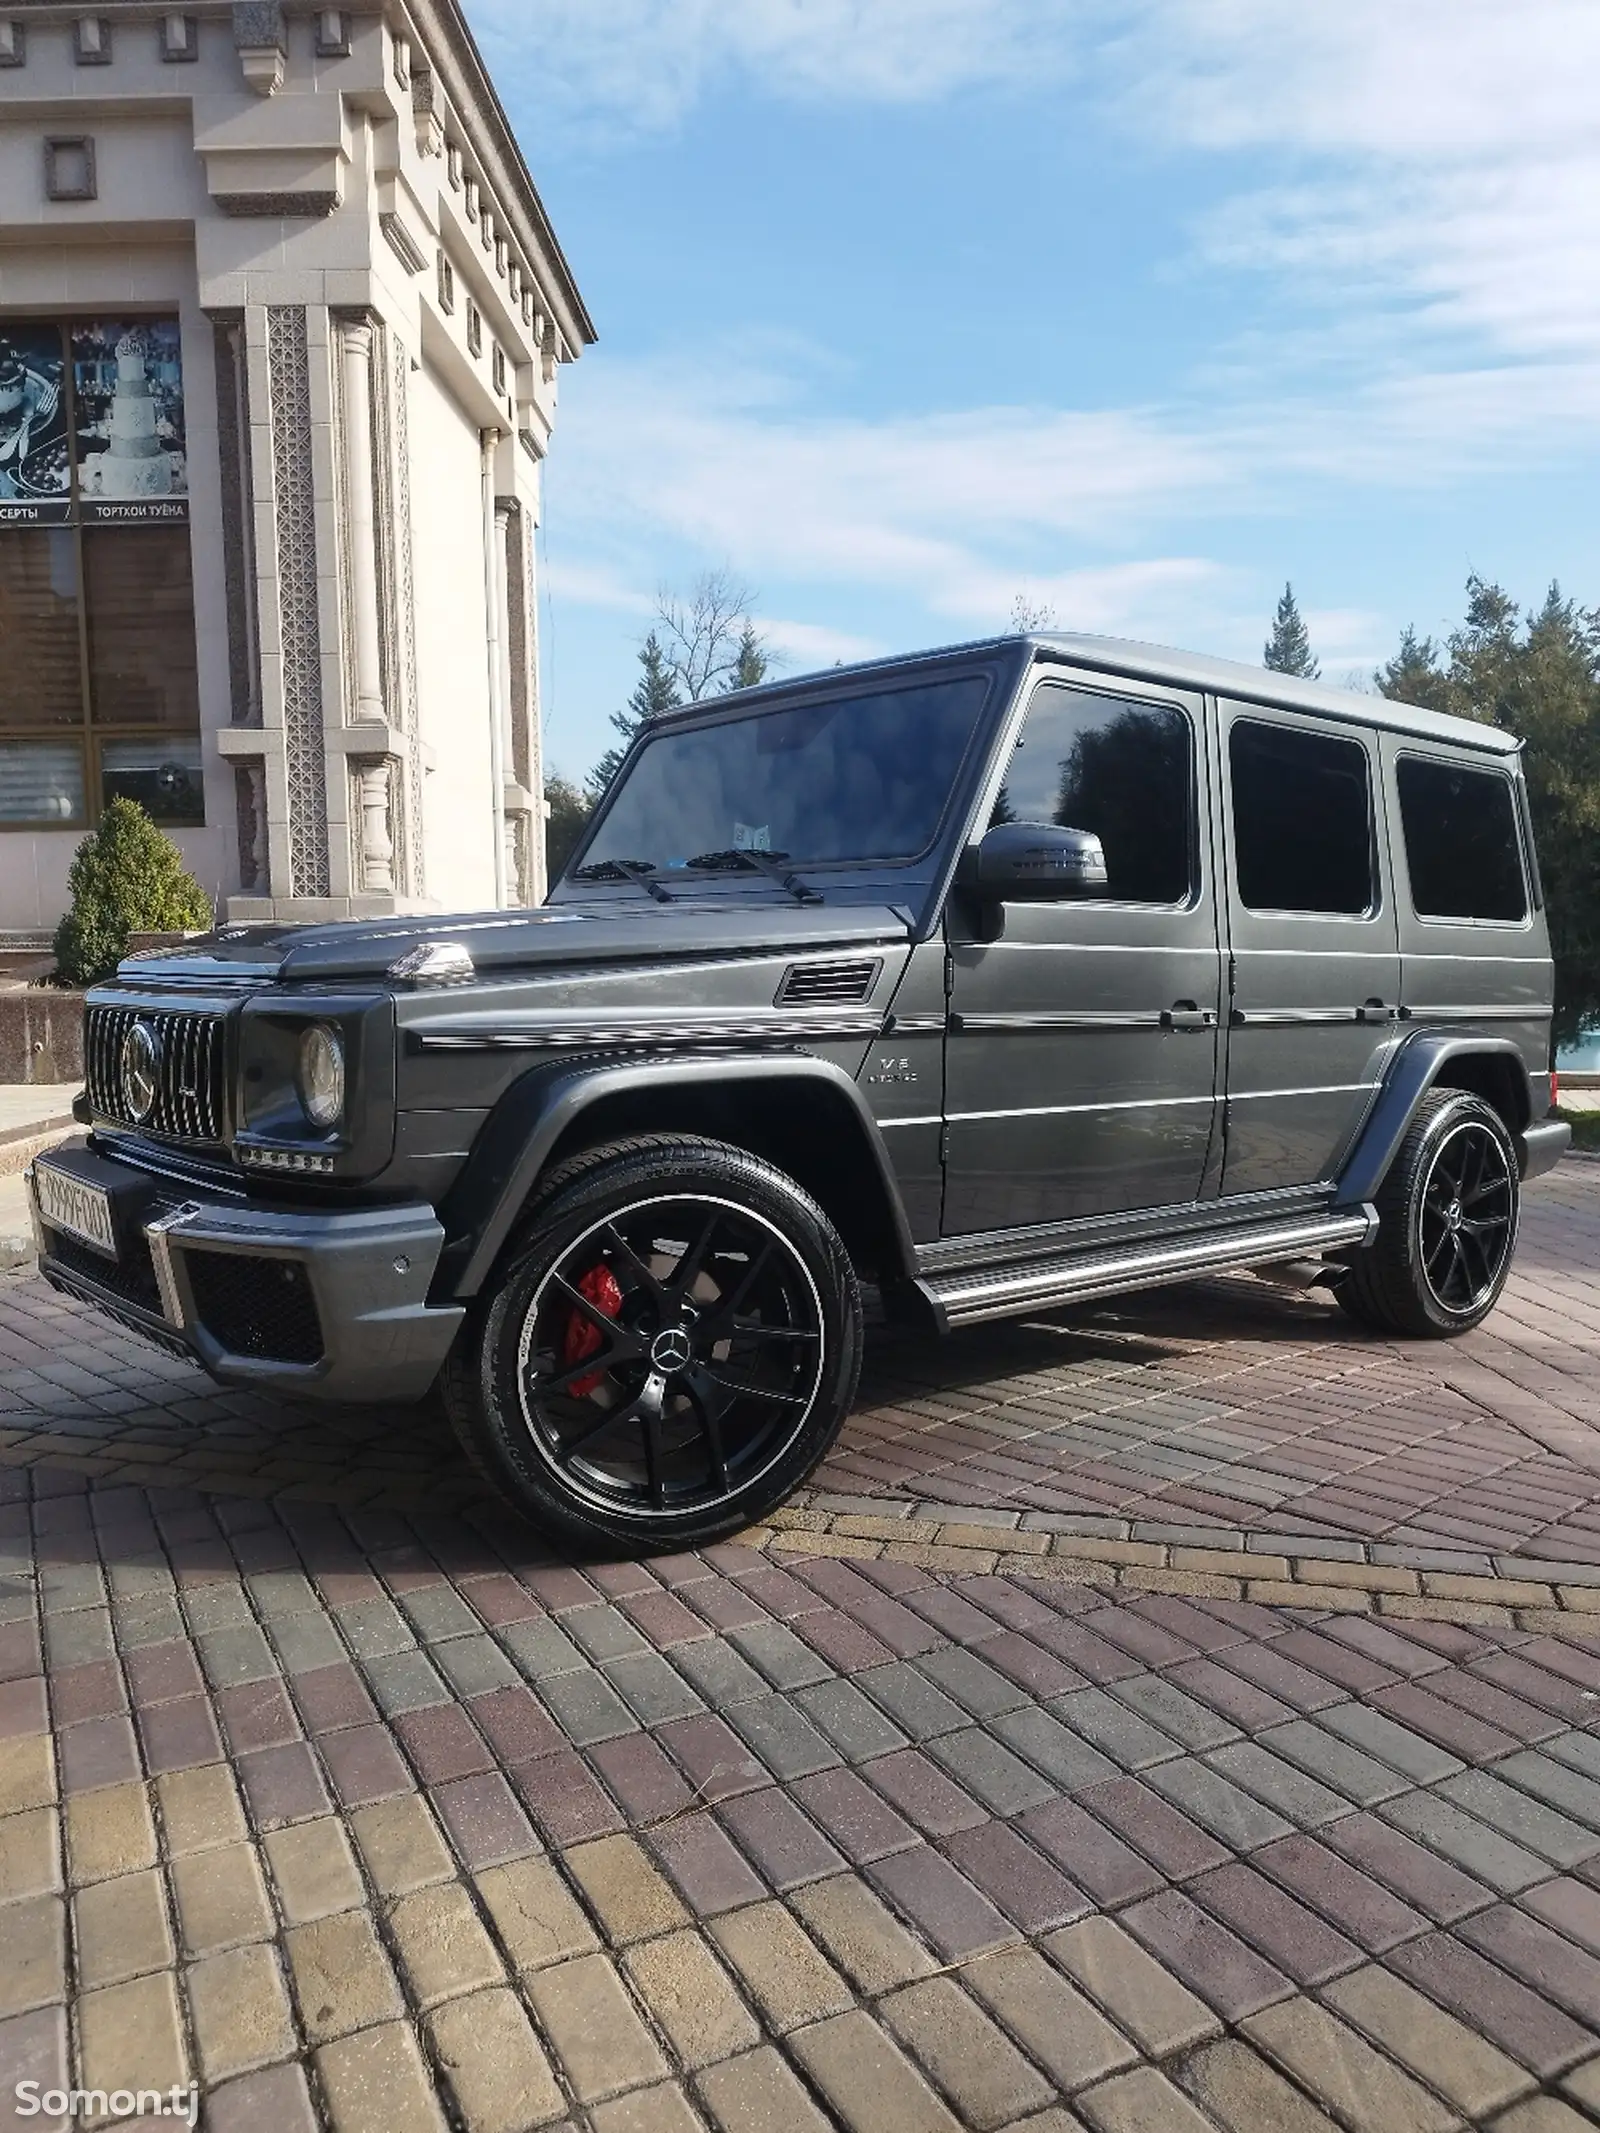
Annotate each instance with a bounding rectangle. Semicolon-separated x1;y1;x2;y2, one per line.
725;620;769;693
1376;577;1600;1051
1374;625;1450;713
53;796;212;987
543;774;593;881
587;632;682;799
1263;582;1320;678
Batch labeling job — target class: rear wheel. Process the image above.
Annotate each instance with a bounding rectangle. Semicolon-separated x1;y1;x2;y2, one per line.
1337;1089;1520;1337
442;1136;862;1550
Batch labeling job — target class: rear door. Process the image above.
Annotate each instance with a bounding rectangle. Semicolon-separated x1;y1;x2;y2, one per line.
1219;705;1401;1195
943;674;1223;1234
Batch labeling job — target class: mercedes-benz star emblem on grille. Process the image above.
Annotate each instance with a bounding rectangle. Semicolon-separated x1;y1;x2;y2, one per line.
121;1020;161;1124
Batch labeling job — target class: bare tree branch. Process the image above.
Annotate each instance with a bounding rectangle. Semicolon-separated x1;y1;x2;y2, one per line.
655;570;760;700
1009;593;1058;633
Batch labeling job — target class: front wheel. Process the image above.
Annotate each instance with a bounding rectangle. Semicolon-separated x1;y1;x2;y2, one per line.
1337;1089;1520;1337
441;1136;862;1551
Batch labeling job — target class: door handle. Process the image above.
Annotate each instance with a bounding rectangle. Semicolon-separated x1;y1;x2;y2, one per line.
1160;1001;1215;1032
1355;999;1396;1023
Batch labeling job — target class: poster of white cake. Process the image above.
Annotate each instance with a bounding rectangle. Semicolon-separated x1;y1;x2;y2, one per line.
0;324;70;525
71;319;188;521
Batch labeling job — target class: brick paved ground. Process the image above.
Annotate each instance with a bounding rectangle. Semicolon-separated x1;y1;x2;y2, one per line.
2;1166;1600;2129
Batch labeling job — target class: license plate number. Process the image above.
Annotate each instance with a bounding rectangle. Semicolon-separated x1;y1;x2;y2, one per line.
34;1163;117;1257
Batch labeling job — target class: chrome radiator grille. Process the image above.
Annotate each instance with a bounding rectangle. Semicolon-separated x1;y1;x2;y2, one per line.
85;1005;229;1144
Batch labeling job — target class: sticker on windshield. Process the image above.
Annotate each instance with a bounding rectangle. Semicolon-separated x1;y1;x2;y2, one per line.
734;824;771;851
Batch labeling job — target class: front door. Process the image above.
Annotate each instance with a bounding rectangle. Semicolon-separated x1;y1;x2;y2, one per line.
943;676;1223;1236
1218;705;1401;1195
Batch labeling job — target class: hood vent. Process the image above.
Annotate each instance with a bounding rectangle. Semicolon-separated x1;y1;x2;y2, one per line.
777;957;882;1007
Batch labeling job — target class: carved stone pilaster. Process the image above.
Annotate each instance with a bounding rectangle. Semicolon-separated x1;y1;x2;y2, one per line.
267;305;330;899
212;318;260;727
337;316;385;726
355;760;394;892
234;762;268;893
502;814;522;905
389;333;424;899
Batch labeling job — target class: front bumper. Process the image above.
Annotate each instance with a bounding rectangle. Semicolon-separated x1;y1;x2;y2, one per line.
27;1139;463;1403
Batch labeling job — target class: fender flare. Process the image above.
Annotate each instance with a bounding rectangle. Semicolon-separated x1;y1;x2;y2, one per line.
1333;1033;1532;1209
437;1049;919;1300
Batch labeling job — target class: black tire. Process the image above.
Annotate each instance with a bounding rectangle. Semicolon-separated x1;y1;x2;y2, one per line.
1336;1089;1520;1338
440;1135;862;1551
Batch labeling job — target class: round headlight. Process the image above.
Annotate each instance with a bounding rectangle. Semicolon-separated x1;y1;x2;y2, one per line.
297;1025;345;1129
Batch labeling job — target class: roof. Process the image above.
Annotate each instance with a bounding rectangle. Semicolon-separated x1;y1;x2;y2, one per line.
1030;632;1519;756
662;631;1520;758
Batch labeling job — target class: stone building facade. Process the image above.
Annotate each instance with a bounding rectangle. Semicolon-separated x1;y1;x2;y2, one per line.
0;0;594;929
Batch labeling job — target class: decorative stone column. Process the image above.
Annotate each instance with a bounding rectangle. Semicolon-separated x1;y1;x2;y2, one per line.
338;316;385;725
355;759;395;892
234;763;269;894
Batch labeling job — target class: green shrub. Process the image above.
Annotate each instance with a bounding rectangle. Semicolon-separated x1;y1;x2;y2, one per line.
53;796;213;988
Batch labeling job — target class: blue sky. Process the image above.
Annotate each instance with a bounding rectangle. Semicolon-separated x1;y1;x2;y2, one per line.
464;0;1600;786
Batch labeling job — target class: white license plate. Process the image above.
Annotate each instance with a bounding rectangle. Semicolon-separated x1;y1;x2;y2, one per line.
34;1162;117;1257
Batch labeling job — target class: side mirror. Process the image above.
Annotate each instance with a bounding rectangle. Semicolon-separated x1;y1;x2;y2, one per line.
966;821;1108;898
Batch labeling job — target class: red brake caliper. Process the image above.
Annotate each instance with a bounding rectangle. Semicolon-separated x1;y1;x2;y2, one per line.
564;1263;623;1398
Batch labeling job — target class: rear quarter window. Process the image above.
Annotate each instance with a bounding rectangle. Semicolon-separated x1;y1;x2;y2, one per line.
1396;756;1527;923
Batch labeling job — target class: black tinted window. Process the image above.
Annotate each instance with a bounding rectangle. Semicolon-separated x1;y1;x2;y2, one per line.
992;685;1193;903
1230;720;1373;915
582;675;990;871
1398;757;1526;922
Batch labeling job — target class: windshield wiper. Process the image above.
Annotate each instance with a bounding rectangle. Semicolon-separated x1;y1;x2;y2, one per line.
572;858;676;904
686;849;823;907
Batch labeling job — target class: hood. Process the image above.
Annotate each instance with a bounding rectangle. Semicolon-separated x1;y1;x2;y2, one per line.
113;896;918;988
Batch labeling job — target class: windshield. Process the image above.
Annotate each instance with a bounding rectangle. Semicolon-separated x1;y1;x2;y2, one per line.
578;674;991;874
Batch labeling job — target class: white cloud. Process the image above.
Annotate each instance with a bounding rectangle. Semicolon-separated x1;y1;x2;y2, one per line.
760;616;884;669
508;0;1600;743
467;0;1091;133
479;0;1600;379
553;355;1228;598
550;343;1597;622
1126;0;1600;370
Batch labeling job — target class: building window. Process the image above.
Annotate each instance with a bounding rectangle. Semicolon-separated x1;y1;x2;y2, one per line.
44;137;96;202
491;345;507;397
465;301;482;358
436;252;455;314
0;316;200;830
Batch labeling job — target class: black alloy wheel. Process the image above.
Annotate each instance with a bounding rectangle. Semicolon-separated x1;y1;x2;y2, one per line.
1415;1117;1516;1318
1336;1088;1522;1338
516;1193;825;1517
443;1137;862;1550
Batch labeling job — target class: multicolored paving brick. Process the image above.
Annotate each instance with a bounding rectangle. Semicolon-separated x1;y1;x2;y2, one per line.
1;1165;1599;2129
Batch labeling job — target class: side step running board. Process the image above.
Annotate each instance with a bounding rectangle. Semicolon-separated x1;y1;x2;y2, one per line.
913;1206;1378;1331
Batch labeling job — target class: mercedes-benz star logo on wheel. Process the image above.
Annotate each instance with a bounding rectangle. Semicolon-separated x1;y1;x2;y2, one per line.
649;1327;694;1374
121;1021;161;1124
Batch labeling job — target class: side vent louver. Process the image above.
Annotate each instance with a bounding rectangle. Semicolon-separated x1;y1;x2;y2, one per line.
776;957;882;1007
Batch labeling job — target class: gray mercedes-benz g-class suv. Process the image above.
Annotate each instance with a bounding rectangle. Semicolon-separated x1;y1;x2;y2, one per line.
28;633;1569;1549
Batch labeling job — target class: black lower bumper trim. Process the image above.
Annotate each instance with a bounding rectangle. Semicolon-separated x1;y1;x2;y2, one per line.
30;1138;464;1404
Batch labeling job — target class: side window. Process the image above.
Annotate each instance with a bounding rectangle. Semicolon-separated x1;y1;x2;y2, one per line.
991;684;1193;903
1397;757;1527;922
1229;720;1373;916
